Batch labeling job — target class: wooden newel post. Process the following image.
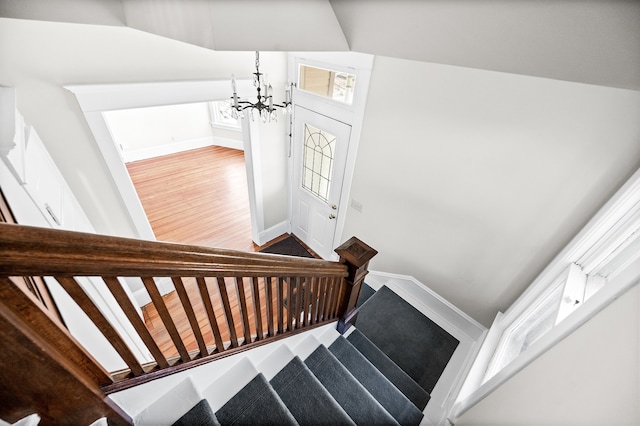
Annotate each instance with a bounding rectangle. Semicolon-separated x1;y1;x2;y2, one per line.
335;237;378;334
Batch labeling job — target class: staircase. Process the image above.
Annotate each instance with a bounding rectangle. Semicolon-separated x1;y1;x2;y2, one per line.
130;287;432;426
0;223;485;424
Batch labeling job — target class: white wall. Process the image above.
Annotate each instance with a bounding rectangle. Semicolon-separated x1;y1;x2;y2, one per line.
330;0;640;90
104;102;214;153
0;18;288;237
456;283;639;425
342;56;640;327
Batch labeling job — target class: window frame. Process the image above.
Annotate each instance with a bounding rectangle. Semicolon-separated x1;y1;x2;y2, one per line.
452;166;640;420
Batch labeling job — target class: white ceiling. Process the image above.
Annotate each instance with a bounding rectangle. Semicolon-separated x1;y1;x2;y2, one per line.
1;0;638;90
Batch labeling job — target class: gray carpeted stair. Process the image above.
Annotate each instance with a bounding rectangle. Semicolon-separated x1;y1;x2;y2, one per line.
356;286;459;394
173;399;220;426
329;336;425;426
304;344;400;426
347;329;431;410
147;284;461;426
215;373;298;425
270;356;355;426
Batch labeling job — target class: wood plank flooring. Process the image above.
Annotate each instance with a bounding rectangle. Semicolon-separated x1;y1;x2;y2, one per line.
126;145;257;252
125;146;288;359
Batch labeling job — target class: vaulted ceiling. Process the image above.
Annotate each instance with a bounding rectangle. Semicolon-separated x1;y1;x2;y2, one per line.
1;0;639;90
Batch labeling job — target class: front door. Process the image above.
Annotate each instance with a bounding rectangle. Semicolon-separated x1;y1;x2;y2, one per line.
291;106;351;259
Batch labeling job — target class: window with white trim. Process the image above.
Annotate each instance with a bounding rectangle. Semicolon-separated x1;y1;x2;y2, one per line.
482;190;640;384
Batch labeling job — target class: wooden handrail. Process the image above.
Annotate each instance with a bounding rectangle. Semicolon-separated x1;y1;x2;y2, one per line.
0;223;347;277
0;223;382;396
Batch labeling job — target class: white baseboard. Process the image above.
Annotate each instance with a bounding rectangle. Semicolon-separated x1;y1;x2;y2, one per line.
256;220;289;246
211;136;243;151
367;270;485;340
123;136;243;163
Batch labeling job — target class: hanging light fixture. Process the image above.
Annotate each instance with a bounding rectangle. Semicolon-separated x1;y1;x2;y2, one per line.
230;51;292;123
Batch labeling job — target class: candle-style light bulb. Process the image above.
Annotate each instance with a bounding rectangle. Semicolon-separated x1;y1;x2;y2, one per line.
231;74;237;93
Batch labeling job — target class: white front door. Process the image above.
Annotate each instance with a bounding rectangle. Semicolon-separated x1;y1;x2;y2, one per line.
291;106;351;259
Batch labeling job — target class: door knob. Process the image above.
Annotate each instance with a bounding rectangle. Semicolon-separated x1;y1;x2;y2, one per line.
331;204;337;210
329;214;336;219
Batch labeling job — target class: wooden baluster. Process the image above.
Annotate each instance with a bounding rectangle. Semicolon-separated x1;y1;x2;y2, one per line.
216;277;238;348
264;277;275;337
307;277;315;325
141;277;190;363
309;276;319;325
102;277;169;369
333;278;344;318
301;278;308;326
323;277;333;320
171;277;209;357
321;278;330;320
251;277;264;340
196;277;225;353
0;277;132;425
334;237;378;333
235;277;252;345
315;276;324;322
326;277;337;319
286;277;293;332
317;276;328;322
293;276;302;330
276;277;285;334
299;278;307;327
54;276;145;376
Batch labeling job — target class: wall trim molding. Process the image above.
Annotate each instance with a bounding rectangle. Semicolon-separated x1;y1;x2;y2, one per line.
257;220;288;247
122;136;243;163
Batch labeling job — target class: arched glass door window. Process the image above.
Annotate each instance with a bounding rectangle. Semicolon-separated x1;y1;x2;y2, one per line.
302;123;335;202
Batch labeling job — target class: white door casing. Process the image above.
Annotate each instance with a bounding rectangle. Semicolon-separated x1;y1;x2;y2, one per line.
286;52;374;260
291;106;351;259
65;80;264;243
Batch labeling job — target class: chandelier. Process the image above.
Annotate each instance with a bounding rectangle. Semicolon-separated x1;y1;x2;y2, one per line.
230;51;292;123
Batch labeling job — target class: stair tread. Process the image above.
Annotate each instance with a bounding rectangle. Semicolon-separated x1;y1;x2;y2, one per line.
305;345;399;426
356;286;459;394
202;357;259;412
270;356;355;426
172;399;220;426
215;373;297;426
329;336;424;426
348;329;431;410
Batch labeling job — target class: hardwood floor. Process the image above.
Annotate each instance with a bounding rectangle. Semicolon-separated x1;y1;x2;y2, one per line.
126;145;258;252
126;146;284;359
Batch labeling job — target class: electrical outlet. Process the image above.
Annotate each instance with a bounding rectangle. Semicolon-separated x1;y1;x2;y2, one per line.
351;198;363;212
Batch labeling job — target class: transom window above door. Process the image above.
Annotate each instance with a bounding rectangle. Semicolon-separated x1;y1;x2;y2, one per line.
298;64;356;105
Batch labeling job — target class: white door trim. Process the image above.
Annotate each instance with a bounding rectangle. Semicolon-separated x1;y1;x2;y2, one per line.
287;52;374;259
65;80;264;242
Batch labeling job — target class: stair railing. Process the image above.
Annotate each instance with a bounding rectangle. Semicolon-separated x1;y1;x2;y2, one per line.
0;223;376;401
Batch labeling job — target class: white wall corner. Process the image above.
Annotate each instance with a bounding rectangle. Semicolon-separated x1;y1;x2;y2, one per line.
256;220;289;247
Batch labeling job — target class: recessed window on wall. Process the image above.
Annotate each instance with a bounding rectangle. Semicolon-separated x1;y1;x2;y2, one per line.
210;100;241;130
298;64;356;104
